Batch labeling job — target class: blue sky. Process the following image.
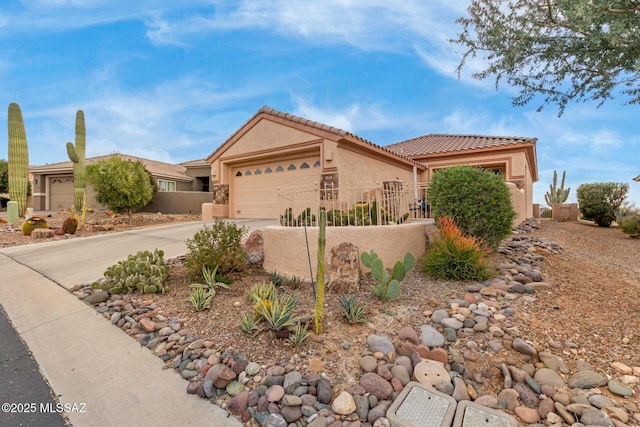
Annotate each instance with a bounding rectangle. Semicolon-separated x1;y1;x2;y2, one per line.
1;1;639;207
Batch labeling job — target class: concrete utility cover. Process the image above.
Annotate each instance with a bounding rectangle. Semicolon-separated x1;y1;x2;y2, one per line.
452;400;518;427
387;382;456;427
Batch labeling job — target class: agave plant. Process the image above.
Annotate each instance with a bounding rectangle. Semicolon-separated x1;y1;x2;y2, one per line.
191;265;229;298
188;286;215;312
239;312;258;334
288;321;311;346
253;293;300;333
339;294;367;323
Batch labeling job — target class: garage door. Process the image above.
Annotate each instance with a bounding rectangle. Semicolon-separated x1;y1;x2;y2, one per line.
49;176;74;211
233;157;320;219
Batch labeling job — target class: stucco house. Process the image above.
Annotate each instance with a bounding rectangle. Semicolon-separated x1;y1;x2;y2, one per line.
205;106;538;224
29;154;211;214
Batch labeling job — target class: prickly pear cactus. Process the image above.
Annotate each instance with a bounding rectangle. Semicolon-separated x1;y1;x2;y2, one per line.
361;250;415;300
91;249;169;294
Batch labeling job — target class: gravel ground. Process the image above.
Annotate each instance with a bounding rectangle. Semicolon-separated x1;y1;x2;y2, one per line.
3;213;639;398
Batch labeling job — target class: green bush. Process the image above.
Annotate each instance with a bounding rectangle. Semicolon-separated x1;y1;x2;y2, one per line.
620;215;640;237
422;217;491;282
541;208;553;218
185;221;247;281
428;166;516;248
576;182;629;227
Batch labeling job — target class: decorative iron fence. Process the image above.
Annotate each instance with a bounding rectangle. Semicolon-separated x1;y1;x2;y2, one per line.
277;182;430;227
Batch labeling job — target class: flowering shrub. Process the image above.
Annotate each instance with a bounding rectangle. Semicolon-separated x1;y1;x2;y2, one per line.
422;217;491;281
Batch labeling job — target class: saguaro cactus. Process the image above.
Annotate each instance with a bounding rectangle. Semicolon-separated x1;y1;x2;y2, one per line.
66;110;87;215
313;208;327;334
7;103;29;216
545;170;570;207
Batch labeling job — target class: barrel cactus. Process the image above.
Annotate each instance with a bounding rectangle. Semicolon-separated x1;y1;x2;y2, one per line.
8;103;29;216
22;216;48;235
62;216;79;234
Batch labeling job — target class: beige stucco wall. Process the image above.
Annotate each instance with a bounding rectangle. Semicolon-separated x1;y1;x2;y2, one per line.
263;222;427;281
222;120;320;160
507;182;526;225
334;146;416;188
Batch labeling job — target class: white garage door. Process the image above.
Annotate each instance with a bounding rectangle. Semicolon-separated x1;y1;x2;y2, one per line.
233;157;320;219
49;176;75;211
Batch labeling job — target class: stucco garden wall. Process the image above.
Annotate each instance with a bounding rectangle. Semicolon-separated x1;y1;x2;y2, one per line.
263;221;429;281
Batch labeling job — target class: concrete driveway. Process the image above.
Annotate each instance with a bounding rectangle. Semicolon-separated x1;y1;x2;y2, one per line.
0;218;276;426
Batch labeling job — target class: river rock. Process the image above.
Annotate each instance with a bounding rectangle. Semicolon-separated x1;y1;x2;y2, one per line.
607;379;633;397
533;368;565;388
420;325;445;347
332;391;356;415
567;370;607;389
512;338;537;356
367;335;395;358
397;327;419;345
360;373;393;400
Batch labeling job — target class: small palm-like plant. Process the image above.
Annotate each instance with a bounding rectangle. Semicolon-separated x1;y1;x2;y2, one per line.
289;322;311;346
270;271;283;287
247;282;276;303
188;286;215;312
254;293;300;332
191;265;230;298
239;312;258;334
339;294;367;323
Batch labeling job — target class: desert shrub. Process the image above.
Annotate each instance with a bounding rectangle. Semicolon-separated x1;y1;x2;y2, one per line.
185;221;247;281
428;166;516;248
576;182;629;227
541;208;553;218
422;217;491;282
620;215;640;237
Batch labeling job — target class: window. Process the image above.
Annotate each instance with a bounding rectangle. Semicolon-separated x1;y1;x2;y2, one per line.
235;171;242;177
300;162;310;169
254;169;262;175
245;170;252;176
313;160;321;167
276;165;284;172
158;179;176;192
287;164;297;170
265;167;273;173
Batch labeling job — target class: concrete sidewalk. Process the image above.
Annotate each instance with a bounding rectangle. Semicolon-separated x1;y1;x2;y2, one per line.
0;219;275;426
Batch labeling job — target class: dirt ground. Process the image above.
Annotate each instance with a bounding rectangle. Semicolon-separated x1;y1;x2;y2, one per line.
2;212;639;395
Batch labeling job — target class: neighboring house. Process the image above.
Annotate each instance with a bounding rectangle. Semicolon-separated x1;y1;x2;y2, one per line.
29;154;211;214
206;106;538;224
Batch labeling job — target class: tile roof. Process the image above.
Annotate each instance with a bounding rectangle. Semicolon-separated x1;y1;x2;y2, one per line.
30;154;192;181
251;106;424;168
386;134;537;157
